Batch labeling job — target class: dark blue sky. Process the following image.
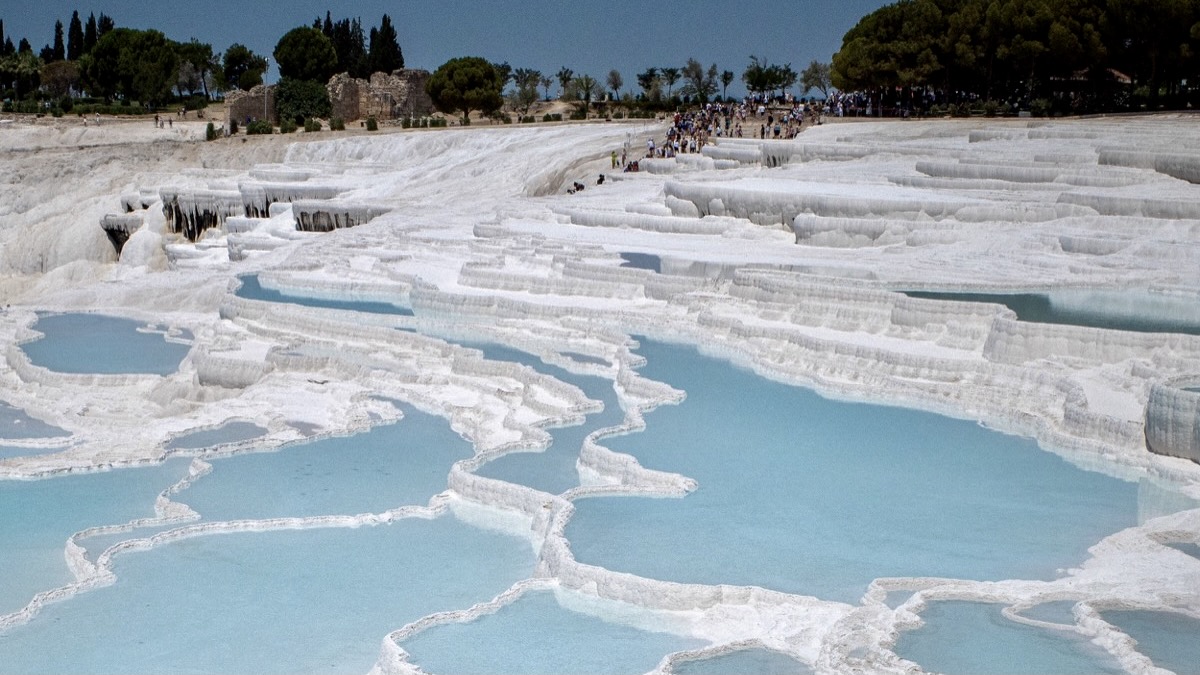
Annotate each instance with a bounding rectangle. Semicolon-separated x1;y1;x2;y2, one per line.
3;1;891;96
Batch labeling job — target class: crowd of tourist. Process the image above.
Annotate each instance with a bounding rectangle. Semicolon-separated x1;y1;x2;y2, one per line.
636;99;824;162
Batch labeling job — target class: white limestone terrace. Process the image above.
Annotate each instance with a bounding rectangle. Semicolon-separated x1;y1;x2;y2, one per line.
1;114;1199;674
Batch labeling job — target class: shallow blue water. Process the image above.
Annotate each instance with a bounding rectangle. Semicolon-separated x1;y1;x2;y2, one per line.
1020;600;1078;625
176;403;471;521
0;459;190;616
560;351;610;366
1103;610;1200;675
400;589;707;675
0;516;534;674
464;342;623;495
20;313;191;375
165;422;267;451
566;340;1141;603
0;403;68;440
672;647;812;675
903;290;1200;336
236;274;414;316
0;444;69;460
895;601;1123;674
620;252;662;273
1167;542;1200;560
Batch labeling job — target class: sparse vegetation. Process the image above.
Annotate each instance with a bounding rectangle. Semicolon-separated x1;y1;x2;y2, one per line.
245;119;273;135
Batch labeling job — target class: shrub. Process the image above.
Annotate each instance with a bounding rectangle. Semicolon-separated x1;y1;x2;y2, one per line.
185;95;209;111
60;96;74;113
279;117;297;133
274;77;332;125
51;108;64;118
246;119;273;135
366;116;378;131
205;121;217;141
430;117;447;127
401;117;411;129
1030;98;1052;118
569;109;587;120
521;115;535;124
329;117;345;130
303;118;321;132
542;112;562;122
982;100;1001;117
8;100;41;114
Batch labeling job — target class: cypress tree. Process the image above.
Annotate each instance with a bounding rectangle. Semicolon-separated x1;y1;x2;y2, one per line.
97;14;114;38
52;20;65;62
67;11;84;60
84;13;97;53
368;14;403;75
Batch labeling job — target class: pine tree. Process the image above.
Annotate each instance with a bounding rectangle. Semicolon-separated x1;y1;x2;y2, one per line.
83;13;97;53
68;11;84;60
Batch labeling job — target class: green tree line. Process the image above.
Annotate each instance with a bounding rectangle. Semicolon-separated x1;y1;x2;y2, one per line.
832;0;1200;113
0;10;404;114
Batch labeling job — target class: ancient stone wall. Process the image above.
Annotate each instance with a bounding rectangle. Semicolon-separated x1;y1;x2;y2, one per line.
225;85;277;126
327;74;365;122
326;69;433;122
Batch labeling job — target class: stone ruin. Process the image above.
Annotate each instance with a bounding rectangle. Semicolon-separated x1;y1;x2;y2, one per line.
225;84;277;126
327;69;434;122
222;70;432;129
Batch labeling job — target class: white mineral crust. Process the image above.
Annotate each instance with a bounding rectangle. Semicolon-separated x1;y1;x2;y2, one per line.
2;115;1199;674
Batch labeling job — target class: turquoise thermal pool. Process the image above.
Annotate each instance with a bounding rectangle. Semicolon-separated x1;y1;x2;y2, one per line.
464;342;623;496
165;422;267;451
0;402;68;440
895;601;1124;674
1100;610;1200;675
0;459;191;616
902;289;1200;336
566;339;1141;602
672;647;812;675
19;313;191;375
235;274;414;316
0;517;534;674
176;403;472;521
398;588;707;675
